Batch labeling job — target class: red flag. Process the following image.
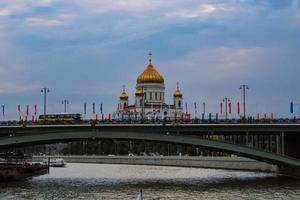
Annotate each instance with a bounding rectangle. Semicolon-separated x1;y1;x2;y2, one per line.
32;115;35;122
228;102;232;114
187;113;191;121
220;102;223;114
181;113;184;121
18;105;21;116
108;113;111;121
271;112;274;120
237;102;240;115
174;113;177;122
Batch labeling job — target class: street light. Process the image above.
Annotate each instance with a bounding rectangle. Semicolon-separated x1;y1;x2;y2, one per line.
41;87;50;120
240;84;249;119
141;87;147;121
223;98;230;120
62;100;69;113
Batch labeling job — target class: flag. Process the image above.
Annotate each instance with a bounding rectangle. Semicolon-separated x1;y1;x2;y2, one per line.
26;104;29;117
290;101;294;114
100;103;103;114
93;103;95;114
84;103;87;114
237;102;240;115
220;102;223;114
2;105;4;117
136;190;143;200
271;112;274;120
228;102;231;114
34;104;37;116
18;105;21;116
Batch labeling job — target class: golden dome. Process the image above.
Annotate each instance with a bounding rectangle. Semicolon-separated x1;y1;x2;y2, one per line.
135;88;143;96
137;63;164;84
119;86;128;100
173;83;183;98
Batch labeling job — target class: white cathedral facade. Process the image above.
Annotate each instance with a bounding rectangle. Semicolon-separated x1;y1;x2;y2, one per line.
116;53;184;120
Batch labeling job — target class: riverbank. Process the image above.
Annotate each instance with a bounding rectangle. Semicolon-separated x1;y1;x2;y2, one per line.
32;155;278;172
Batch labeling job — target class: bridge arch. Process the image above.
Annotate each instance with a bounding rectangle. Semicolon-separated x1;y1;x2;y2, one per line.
1;130;300;167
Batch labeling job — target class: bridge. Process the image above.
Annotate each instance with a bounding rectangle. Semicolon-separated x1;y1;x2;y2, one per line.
0;123;300;177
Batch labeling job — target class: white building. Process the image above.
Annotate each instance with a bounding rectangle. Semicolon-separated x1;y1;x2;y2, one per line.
117;53;184;120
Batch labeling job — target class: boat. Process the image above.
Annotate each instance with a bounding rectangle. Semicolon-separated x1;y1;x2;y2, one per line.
44;158;66;167
0;152;48;181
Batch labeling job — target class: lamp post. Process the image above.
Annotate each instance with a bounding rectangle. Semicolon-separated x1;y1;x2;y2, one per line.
223;98;230;120
240;84;249;119
41;87;50;120
142;87;147;121
62;100;69;113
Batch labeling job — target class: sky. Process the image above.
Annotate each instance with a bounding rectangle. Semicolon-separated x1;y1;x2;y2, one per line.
0;0;300;120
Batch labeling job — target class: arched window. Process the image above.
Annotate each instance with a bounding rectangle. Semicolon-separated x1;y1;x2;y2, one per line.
178;100;181;108
155;92;157;100
150;92;152;100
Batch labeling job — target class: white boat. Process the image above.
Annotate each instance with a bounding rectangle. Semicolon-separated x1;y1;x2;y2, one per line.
44;158;66;167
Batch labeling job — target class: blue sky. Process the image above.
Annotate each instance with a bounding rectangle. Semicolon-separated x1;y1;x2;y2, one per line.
0;0;300;120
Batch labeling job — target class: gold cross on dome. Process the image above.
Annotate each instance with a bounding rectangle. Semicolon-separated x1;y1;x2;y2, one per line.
176;82;180;89
122;84;125;92
148;51;152;64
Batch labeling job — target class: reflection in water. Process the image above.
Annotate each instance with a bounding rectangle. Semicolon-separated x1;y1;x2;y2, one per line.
0;163;300;199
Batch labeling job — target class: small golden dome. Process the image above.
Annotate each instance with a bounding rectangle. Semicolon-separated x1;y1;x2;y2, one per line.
135;88;143;96
119;85;128;100
173;82;183;98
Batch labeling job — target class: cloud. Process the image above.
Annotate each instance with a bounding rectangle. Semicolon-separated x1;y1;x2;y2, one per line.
0;9;13;17
164;46;286;84
26;13;75;26
0;0;54;17
0;82;41;94
71;0;166;13
26;17;62;26
165;3;237;19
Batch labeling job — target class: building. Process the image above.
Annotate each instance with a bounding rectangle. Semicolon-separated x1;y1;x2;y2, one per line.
117;53;185;120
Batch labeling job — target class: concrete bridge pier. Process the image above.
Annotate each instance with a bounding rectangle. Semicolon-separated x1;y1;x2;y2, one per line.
278;165;300;178
284;134;300;160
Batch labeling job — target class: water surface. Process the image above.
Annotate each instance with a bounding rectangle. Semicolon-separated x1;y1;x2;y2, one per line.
1;163;299;199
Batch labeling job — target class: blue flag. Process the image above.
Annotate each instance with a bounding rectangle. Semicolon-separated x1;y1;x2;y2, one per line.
84;103;87;114
93;103;95;114
2;105;4;117
290;101;294;114
100;103;103;114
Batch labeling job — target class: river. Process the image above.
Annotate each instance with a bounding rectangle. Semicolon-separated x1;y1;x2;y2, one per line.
1;163;300;199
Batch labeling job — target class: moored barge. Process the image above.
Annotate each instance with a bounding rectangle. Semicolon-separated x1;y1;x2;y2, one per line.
0;153;48;181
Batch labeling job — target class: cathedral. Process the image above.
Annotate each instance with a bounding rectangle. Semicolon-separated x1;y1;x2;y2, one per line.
117;53;184;120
